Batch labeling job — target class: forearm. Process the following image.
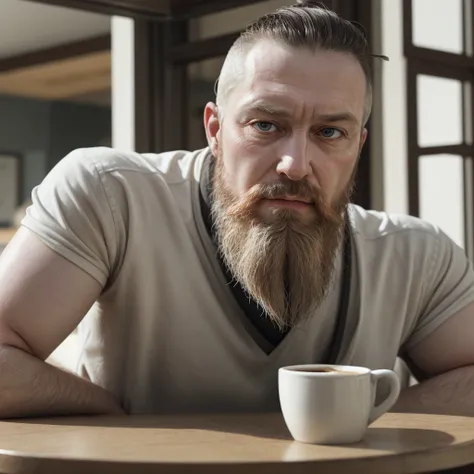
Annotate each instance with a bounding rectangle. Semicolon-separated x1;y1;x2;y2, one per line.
0;344;125;418
392;365;474;417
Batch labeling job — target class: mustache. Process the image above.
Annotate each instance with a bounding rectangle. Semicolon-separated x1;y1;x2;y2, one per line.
250;179;318;202
224;178;331;218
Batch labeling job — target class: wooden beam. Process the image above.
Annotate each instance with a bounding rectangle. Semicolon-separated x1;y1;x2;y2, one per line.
0;35;110;73
0;51;111;100
27;0;170;20
416;144;473;157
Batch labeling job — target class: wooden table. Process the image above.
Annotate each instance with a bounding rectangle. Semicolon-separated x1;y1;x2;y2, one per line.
0;413;473;474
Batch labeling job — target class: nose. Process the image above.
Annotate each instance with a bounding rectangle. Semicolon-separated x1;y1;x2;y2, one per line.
276;135;311;181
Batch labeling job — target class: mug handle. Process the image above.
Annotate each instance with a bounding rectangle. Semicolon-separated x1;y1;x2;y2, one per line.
368;369;401;424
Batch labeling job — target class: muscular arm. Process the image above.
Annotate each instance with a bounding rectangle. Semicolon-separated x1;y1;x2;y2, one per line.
394;303;474;416
0;227;124;418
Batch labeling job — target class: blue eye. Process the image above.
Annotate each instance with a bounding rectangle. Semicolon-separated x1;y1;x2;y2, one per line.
319;128;342;139
252;121;277;133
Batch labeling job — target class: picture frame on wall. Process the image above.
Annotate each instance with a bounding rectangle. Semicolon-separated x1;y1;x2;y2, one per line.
0;152;22;228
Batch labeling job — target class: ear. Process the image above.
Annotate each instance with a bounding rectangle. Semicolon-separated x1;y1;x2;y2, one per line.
203;102;220;157
359;128;368;154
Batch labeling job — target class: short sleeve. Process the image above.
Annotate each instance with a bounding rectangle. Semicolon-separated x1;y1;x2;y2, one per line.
402;227;474;350
21;148;119;287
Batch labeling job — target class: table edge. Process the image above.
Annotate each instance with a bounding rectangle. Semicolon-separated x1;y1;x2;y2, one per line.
0;441;474;474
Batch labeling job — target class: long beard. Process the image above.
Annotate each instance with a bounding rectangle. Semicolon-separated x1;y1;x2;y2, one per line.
211;156;353;330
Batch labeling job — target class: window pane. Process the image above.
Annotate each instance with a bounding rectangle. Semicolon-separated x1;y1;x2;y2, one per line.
419;155;465;248
412;0;463;54
187;57;225;150
189;0;290;41
417;75;463;147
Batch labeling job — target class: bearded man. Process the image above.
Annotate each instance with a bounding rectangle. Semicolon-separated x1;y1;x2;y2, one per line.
0;3;474;419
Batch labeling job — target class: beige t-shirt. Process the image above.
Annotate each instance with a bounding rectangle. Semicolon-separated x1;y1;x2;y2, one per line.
22;147;474;414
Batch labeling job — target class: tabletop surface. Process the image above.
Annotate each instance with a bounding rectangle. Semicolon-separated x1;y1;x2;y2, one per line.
0;412;474;474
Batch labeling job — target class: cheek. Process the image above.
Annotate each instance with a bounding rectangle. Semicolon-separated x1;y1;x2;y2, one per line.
315;148;359;198
337;151;359;180
220;128;276;193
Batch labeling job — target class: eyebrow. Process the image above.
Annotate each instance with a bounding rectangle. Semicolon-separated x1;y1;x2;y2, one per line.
246;103;292;118
316;112;359;124
244;102;360;125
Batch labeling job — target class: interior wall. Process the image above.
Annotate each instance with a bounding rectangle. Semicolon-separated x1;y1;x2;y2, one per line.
379;0;409;215
49;100;111;170
0;95;50;204
111;16;135;151
0;93;111;206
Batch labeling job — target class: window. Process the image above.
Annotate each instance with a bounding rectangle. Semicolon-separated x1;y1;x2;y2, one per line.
404;0;474;257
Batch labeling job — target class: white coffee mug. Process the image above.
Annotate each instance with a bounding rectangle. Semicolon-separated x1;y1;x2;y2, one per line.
278;364;401;445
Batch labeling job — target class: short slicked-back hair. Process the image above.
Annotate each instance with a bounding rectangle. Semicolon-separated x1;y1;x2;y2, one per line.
216;2;384;126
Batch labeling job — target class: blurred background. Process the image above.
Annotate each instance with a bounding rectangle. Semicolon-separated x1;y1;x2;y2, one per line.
0;0;470;374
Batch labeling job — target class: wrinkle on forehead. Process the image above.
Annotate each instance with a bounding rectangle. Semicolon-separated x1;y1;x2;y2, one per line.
231;40;367;126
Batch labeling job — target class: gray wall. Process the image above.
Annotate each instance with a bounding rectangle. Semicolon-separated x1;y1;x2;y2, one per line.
49;101;111;171
0;94;111;205
0;95;50;203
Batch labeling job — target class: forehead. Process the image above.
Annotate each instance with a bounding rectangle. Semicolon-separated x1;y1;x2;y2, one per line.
231;40;367;123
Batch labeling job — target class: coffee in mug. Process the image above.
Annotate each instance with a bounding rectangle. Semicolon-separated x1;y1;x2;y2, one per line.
292;367;356;375
278;364;400;445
